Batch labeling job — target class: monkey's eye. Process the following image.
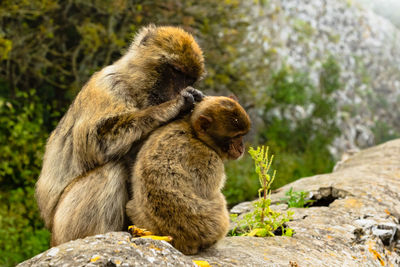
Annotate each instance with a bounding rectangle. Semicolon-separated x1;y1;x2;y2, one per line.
170;65;184;74
169;64;196;86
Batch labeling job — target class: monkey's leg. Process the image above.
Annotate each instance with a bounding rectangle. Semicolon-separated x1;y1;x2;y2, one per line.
143;190;229;255
51;162;128;246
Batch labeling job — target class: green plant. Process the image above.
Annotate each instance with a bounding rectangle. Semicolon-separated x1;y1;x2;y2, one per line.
230;146;294;237
280;187;314;208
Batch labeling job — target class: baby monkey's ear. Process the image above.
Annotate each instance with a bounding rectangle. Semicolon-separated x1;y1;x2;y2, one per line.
228;94;239;102
194;115;212;133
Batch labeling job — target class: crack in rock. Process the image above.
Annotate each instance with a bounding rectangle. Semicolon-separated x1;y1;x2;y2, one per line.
309;187;350;207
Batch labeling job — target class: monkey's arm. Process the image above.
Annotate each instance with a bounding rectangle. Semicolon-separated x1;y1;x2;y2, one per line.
73;91;194;167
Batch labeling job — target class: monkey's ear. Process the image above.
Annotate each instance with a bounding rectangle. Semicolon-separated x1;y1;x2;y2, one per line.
229;94;239;102
133;24;156;47
194;115;212;133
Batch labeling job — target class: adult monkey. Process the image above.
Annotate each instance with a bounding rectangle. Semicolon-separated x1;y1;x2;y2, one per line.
35;25;205;246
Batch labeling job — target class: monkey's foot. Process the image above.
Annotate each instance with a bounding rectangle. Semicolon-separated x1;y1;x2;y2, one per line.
128;225;173;242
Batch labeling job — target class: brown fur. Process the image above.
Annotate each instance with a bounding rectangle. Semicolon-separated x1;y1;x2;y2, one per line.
126;96;251;255
35;25;205;246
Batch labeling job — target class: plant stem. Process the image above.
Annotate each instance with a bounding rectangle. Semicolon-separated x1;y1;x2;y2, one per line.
260;168;267;224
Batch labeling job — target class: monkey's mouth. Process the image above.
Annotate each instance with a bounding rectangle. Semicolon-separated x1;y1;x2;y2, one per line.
228;144;244;160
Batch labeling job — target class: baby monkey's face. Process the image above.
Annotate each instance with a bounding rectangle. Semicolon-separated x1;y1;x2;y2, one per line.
191;96;251;160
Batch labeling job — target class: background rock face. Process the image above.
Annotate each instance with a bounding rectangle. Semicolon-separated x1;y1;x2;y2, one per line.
20;139;400;266
241;0;400;156
356;0;400;28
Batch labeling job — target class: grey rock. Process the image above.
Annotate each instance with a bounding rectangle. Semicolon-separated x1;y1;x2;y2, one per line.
193;139;400;266
372;223;398;246
18;232;195;267
230;201;252;214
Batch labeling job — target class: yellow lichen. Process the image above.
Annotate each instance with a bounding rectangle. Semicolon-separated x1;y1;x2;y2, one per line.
368;242;385;266
344;198;363;208
139;235;173;242
148;244;162;251
90;256;100;262
193;260;212;267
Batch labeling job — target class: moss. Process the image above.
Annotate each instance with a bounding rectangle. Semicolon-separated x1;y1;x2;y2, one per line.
292;19;315;38
0;37;12;61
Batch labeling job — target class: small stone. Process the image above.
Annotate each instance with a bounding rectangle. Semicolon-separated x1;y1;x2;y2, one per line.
372;224;397;246
354;219;376;229
46;247;59;257
230;201;252;214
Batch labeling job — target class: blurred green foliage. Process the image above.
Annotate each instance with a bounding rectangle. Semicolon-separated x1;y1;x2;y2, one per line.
259;57;341;189
223;155;259;207
0;0;342;265
372;121;400;144
0;187;50;266
0;82;53;265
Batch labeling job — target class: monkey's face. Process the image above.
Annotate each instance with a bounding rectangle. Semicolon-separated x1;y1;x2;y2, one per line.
138;26;205;106
148;63;198;105
192;96;251;160
210;129;248;160
227;135;246;159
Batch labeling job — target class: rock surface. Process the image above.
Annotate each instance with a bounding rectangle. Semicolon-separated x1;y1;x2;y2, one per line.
19;139;400;266
191;138;400;266
18;232;195;267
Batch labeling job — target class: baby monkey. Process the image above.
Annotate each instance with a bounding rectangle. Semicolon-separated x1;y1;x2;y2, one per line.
126;96;251;254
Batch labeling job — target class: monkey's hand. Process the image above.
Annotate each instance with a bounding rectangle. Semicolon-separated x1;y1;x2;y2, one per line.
185;86;204;103
178;87;205;116
179;88;195;114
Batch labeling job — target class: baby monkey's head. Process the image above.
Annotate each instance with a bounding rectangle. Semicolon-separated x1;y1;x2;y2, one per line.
190;96;251;160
